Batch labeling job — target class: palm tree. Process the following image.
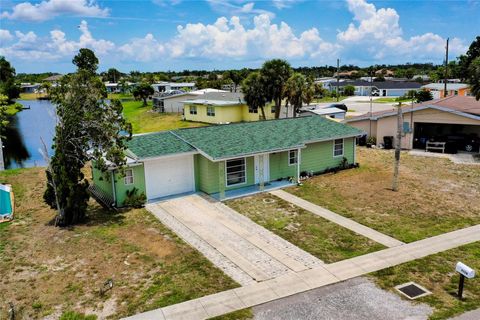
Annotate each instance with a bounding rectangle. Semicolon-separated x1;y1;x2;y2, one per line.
285;73;309;117
242;72;268;120
260;59;292;119
468;57;480;100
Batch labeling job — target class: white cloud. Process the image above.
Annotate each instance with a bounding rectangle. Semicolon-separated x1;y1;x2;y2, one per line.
1;0;109;22
167;14;338;61
0;29;14;42
0;20;114;61
337;0;467;61
207;0;275;19
119;34;166;62
271;0;302;9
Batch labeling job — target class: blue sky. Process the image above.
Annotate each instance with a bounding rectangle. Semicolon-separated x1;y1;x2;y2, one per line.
0;0;479;73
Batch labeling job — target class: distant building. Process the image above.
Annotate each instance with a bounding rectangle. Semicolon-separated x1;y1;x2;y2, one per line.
43;74;63;84
153;88;228;113
421;83;471;99
20;83;40;93
151;82;196;93
375;69;395;77
314;77;338;89
329;80;422;97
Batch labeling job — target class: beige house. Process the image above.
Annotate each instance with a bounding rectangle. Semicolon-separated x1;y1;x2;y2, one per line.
345;96;480;152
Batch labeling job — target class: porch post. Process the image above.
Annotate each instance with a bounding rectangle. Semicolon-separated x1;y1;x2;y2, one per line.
297;148;301;183
259;154;265;191
218;161;225;200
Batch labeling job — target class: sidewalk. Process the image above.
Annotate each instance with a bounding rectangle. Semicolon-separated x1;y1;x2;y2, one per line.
124;224;480;320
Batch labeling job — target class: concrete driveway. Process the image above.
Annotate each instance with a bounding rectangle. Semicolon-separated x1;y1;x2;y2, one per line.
147;194;322;285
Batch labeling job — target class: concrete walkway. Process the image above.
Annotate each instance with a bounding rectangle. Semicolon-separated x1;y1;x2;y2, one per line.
409;150;480;165
270;190;404;248
147;194;322;285
124;224;480;320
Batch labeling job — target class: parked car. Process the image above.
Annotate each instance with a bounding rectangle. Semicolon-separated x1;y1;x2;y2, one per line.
439;134;480;153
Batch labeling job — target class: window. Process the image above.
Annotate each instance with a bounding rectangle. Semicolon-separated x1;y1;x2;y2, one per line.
189;105;197;115
454;90;459;96
288;150;298;165
206;106;215;116
124;169;134;185
226;158;246;186
403;121;411;133
333;139;344;157
248;106;258;113
271;106;276;113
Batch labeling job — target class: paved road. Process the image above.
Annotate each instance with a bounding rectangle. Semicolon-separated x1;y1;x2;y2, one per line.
253;277;432;320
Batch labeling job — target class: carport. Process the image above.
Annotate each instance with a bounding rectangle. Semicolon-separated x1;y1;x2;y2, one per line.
413;122;480;153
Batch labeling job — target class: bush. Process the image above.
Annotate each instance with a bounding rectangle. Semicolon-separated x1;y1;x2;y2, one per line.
367;136;377;145
123;187;146;208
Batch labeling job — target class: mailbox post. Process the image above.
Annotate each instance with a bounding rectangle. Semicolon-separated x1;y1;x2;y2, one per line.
455;262;475;299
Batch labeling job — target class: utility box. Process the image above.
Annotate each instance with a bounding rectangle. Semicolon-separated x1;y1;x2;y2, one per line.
0;184;14;220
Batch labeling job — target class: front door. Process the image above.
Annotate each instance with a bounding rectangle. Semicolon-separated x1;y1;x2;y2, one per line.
254;154;270;184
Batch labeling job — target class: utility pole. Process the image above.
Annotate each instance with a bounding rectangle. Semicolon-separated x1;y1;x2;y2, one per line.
444;38;449;98
0;137;4;171
392;102;403;191
369;68;373;137
336;58;340;102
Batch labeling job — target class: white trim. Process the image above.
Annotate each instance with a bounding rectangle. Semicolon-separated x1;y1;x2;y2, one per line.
225;157;247;187
288;149;298;166
333;138;344;157
140;151;198;162
124;169;134;185
297;148;301;182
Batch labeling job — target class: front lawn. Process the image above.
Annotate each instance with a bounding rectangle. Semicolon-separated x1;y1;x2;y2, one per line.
287;148;480;243
226;193;385;263
313;96;348;103
0;168;242;319
19;92;48;100
371;242;480;320
121;100;206;134
373;97;414;103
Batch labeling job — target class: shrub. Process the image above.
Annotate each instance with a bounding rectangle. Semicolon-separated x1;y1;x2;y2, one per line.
123;187;147;208
367;136;377;145
60;311;97;320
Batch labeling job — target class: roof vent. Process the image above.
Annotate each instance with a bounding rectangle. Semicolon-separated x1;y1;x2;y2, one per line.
395;282;431;300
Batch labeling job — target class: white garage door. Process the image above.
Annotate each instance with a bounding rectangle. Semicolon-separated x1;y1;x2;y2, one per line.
143;154;195;200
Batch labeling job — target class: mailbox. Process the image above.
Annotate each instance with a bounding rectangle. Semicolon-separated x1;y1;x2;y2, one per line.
456;262;475;279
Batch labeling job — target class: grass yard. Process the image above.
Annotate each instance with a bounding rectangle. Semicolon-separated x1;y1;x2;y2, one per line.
226;193;385;263
19;92;48;100
0;168;245;319
107;93;134;100
122;100;206;134
287;148;480;243
312;96;348;103
373;97;414;103
371;242;480;320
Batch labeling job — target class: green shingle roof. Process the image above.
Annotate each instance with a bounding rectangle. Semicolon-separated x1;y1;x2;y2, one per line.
173;116;364;160
127;131;195;159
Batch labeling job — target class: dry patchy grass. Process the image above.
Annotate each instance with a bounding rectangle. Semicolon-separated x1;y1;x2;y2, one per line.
226;193;385;263
0;168;241;319
288;148;480;243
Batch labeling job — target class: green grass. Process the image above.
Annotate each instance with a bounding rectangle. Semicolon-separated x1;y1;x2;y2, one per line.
209;309;253;320
122;100;206;134
286;148;480;243
312;96;348;103
4;102;23;116
373;97;414;103
226;193;385;263
19;92;47;100
107;93;134;100
371;242;480;320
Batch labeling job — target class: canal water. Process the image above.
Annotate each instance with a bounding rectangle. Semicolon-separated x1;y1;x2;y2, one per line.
2;100;56;169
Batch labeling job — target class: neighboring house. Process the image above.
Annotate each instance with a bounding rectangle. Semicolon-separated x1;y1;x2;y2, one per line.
375;69;395;77
151;82;196;93
153;88;228;113
333;70;358;78
345;96;480;151
421;83;471;99
329;80;422;97
105;83;120;93
42;74;63;86
314;77;338;89
20;83;40;93
91;116;363;206
300;107;346;120
183;92;275;124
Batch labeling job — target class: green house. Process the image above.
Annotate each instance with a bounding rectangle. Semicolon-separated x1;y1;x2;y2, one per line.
91;116;363;206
